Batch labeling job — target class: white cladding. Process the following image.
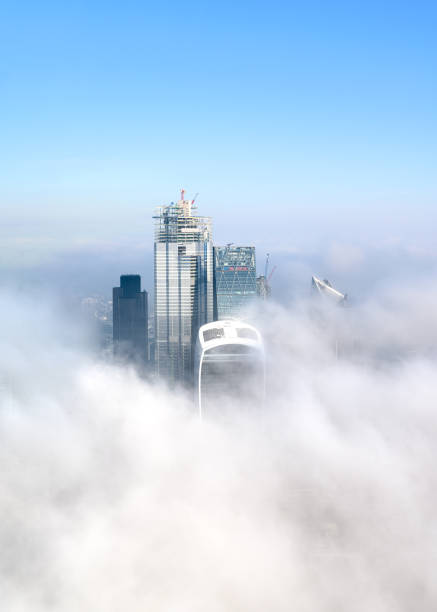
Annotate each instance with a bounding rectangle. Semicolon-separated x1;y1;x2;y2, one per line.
312;276;347;303
194;320;265;416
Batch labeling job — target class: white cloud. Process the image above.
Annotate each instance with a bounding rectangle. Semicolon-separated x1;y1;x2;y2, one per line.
326;243;365;272
1;286;437;610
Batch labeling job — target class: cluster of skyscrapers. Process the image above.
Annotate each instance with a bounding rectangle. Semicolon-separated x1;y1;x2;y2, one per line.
113;191;260;386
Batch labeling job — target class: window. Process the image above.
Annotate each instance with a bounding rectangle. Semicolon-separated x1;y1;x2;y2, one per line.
237;328;258;340
203;328;225;342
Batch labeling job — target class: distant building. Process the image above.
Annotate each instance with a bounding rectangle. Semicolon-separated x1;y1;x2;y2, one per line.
256;275;271;300
311;276;347;305
256;253;275;300
81;295;113;349
214;245;257;319
154;191;214;384
113;275;148;362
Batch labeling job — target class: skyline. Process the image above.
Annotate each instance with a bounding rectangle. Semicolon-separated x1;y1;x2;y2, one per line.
2;183;437;305
1;1;437;272
2;5;437;609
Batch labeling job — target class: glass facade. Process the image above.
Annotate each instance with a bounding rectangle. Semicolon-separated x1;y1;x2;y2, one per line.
214;246;257;319
194;321;265;416
154;197;214;384
113;275;148;363
199;344;265;413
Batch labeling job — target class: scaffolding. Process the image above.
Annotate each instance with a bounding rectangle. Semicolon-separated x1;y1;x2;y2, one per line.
154;196;212;244
256;275;271;299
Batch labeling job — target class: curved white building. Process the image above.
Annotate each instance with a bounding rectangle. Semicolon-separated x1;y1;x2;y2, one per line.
312;276;347;304
194;320;265;417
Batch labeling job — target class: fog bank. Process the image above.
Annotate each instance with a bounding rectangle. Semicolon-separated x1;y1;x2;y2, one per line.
1;284;437;610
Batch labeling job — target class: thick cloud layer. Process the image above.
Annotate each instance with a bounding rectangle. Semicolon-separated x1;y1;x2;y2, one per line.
1;286;437;611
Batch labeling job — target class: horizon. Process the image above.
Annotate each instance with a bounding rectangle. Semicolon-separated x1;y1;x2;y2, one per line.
2;1;437;293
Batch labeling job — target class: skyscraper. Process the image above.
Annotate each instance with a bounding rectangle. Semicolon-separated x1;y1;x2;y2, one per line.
113;275;148;362
194;320;265;417
214;245;257;319
311;276;347;305
154;191;214;384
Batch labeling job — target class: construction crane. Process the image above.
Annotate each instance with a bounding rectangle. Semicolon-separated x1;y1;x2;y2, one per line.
267;265;277;284
264;253;270;279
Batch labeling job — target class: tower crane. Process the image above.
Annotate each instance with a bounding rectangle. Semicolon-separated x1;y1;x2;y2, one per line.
267;265;277;284
264;253;270;279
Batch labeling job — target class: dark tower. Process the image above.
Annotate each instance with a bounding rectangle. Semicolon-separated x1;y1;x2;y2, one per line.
113;275;148;363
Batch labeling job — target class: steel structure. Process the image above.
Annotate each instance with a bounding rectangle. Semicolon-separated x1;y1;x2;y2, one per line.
256;253;276;300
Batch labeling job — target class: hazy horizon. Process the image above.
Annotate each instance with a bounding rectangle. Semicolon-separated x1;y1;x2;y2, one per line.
2;1;436;282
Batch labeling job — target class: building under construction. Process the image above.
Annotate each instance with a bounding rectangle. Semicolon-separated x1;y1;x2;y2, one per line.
154;191;214;384
256;253;276;299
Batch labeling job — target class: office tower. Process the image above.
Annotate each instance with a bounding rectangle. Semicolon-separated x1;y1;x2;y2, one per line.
194;320;265;417
154;191;214;384
214;245;257;319
113;275;148;362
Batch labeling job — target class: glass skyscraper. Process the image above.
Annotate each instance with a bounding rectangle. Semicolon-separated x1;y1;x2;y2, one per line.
214;246;257;319
154;192;214;384
194;320;265;417
113;274;148;363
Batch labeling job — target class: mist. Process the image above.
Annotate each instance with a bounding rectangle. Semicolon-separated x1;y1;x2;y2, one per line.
1;279;437;611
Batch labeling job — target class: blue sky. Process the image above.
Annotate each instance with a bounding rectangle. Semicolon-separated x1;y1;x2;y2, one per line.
1;1;437;281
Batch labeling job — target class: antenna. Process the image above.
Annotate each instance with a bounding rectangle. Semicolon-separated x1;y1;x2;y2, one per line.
180;188;185;201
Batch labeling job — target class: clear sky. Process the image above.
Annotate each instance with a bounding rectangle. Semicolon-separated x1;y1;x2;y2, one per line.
1;1;437;285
